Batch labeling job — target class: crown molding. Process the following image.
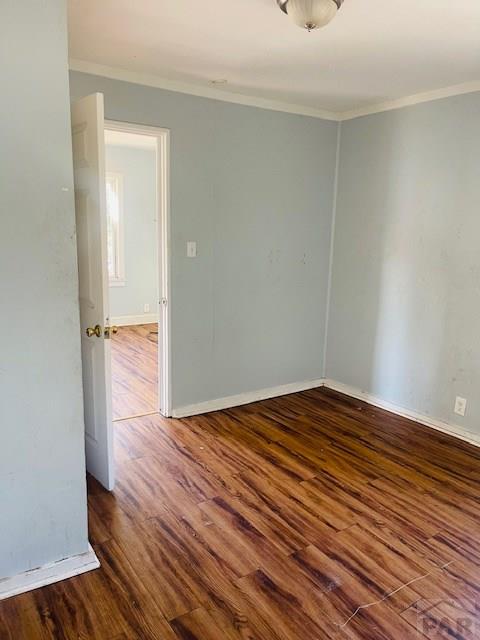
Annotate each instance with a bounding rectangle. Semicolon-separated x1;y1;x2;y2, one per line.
68;59;340;121
69;60;480;123
339;80;480;121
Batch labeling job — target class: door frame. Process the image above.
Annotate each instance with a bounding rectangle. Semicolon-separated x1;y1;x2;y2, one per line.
105;119;172;417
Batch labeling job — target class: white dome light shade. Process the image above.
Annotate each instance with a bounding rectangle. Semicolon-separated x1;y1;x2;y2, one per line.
287;0;337;31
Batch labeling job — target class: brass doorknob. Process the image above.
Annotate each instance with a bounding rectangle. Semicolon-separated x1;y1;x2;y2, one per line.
86;325;102;338
104;325;119;339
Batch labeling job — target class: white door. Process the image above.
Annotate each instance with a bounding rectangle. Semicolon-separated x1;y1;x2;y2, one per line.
71;93;115;491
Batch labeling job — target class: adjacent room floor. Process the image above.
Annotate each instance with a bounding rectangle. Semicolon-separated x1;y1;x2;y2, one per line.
1;387;479;639
111;323;158;420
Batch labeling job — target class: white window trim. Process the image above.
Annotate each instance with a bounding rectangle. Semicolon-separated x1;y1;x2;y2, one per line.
106;171;125;286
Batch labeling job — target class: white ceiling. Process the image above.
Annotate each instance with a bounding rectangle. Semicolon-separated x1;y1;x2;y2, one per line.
68;0;480;116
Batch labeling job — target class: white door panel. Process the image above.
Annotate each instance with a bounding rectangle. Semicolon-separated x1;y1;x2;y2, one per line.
71;93;114;491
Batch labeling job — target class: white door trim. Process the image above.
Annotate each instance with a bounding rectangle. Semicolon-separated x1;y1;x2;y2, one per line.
105;119;172;417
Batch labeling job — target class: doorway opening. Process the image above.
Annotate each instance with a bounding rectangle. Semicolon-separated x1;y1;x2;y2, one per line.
104;122;171;422
72;92;171;490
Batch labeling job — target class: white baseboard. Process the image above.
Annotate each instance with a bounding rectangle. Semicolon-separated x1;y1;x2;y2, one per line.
172;378;326;418
111;314;158;327
324;379;480;448
0;544;100;601
171;374;480;449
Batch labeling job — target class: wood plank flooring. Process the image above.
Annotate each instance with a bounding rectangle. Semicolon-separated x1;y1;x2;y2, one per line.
2;367;480;638
111;324;158;420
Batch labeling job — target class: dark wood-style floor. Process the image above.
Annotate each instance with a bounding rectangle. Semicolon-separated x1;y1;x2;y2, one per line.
2;371;480;637
111;324;158;420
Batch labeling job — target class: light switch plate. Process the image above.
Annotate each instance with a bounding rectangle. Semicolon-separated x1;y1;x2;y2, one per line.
454;396;467;417
187;241;197;258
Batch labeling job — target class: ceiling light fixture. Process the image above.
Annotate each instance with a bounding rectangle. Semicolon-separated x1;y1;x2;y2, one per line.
277;0;344;31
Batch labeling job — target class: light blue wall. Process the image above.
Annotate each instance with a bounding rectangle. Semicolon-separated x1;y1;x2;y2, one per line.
70;72;339;409
0;0;88;579
70;73;480;438
106;145;158;319
327;92;480;436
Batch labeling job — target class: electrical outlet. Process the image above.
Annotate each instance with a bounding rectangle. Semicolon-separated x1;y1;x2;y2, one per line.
144;304;150;313
454;396;467;417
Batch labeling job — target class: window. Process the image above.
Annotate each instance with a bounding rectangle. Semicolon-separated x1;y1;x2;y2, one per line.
105;172;125;285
